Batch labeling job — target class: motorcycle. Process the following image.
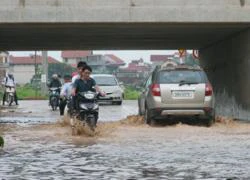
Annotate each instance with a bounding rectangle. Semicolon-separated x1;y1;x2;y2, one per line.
49;87;60;111
63;96;73;118
74;91;100;131
5;86;15;106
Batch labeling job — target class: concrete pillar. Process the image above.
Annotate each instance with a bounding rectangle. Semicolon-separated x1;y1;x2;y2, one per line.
41;51;48;96
200;29;250;120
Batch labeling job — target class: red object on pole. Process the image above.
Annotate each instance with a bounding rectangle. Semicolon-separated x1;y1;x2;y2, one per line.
192;50;199;59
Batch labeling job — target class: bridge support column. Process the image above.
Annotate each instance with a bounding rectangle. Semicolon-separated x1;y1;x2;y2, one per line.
200;29;250;120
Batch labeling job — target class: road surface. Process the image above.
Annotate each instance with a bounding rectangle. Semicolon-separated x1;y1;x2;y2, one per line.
1;100;250;179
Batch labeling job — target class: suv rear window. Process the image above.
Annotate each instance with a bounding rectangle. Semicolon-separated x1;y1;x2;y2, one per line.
157;70;207;84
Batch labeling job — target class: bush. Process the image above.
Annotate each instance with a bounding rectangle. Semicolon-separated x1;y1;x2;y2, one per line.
124;86;140;100
16;85;47;100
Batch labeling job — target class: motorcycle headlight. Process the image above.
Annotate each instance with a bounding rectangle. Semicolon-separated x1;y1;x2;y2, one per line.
84;93;95;100
93;104;99;110
80;104;88;110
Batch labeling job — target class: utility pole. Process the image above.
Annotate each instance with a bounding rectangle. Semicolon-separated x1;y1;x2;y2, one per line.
34;51;38;98
41;51;48;96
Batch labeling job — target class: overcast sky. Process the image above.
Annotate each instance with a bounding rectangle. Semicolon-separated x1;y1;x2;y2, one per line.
10;50;178;63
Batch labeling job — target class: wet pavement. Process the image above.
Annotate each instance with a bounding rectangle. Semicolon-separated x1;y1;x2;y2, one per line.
0;100;138;124
1;101;250;179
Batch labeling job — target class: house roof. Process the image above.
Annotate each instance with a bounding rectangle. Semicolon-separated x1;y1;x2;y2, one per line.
119;63;150;73
61;51;92;58
150;55;173;62
9;55;60;65
105;54;125;66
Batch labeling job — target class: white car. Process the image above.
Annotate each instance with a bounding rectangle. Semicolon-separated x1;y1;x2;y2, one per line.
91;74;124;105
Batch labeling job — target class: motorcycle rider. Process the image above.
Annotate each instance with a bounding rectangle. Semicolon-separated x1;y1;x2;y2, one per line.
2;73;18;106
72;65;105;110
48;74;62;105
59;75;72;116
71;61;87;110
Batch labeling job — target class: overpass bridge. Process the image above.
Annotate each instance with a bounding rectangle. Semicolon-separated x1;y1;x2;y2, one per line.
1;0;250;120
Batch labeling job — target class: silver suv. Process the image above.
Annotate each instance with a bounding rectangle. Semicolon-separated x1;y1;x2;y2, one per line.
138;62;215;126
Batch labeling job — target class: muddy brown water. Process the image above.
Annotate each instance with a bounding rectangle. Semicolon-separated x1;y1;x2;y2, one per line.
1;115;250;179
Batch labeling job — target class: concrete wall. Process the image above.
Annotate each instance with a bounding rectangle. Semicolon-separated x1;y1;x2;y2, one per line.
10;65;35;84
1;0;250;23
200;29;250;120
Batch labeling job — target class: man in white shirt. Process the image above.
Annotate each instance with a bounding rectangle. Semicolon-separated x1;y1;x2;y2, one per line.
59;75;72;116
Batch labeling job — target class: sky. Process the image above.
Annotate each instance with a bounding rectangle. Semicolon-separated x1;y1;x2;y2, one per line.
9;50;178;63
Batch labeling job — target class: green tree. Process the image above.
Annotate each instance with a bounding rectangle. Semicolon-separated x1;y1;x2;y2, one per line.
48;63;75;80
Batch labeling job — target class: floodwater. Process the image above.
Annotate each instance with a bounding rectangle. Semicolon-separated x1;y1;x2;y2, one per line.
1;101;250;179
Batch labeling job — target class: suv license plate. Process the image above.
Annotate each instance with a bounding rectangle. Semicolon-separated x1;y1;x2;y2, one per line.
172;91;194;98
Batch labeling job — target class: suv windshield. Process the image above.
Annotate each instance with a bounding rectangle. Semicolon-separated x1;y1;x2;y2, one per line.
157;70;205;84
93;76;118;86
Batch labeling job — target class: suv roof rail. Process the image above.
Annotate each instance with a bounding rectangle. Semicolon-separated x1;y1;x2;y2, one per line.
160;61;202;71
161;60;178;69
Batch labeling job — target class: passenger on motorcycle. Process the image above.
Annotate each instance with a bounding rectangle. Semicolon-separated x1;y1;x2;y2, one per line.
71;65;105;110
2;73;18;106
72;61;87;83
59;75;72;116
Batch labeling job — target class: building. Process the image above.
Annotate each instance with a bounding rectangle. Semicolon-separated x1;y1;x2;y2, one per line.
61;50;93;67
116;58;151;87
9;55;60;84
61;51;125;74
0;51;10;81
150;54;176;67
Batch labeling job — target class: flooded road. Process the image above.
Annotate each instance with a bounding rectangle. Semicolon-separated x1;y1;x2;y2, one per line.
1;101;250;179
0;100;138;124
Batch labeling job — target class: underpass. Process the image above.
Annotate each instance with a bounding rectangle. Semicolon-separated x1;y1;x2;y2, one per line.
1;1;250;179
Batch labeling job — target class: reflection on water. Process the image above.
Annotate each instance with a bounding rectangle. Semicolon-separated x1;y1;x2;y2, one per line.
1;116;250;179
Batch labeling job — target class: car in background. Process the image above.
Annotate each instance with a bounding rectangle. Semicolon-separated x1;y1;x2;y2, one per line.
91;74;124;105
138;62;215;126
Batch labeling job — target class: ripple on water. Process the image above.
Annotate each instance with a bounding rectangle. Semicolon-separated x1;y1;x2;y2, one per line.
1;116;250;179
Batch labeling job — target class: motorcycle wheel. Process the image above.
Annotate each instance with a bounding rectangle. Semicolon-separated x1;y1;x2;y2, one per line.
51;98;57;111
8;95;14;106
87;117;96;131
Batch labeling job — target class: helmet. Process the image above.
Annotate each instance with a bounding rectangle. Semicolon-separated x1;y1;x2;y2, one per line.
7;73;13;78
52;74;58;79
